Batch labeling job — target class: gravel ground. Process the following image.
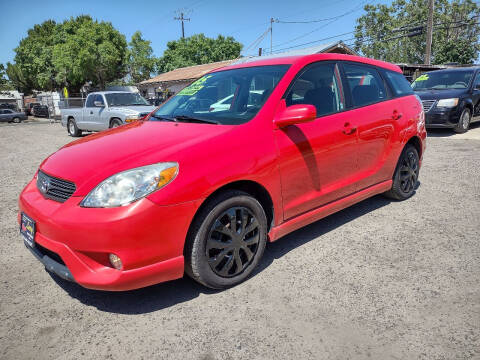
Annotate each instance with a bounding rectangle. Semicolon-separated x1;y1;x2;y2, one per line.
0;121;479;360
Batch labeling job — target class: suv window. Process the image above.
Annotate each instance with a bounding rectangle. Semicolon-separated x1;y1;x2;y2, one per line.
85;94;95;107
384;70;414;96
343;63;387;107
473;72;480;90
285;62;344;117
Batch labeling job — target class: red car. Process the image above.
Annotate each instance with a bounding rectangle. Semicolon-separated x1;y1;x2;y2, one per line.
19;54;426;291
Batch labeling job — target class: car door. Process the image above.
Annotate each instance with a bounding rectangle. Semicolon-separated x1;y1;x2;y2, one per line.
78;94;95;130
89;94;107;130
274;62;358;220
470;71;480;118
0;110;6;122
340;62;398;191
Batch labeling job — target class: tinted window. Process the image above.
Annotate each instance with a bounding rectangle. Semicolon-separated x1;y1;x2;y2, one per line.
384;70;414;96
473;72;480;89
153;65;289;125
4;109;13;114
95;94;105;105
85;94;95;107
412;70;474;90
104;92;149;106
285;62;344;117
343;63;387;107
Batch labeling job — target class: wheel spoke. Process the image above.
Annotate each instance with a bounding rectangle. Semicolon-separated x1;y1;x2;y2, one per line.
241;245;254;262
244;232;259;246
212;220;233;237
207;237;229;250
244;218;259;234
234;249;243;271
217;254;235;276
226;208;237;233
208;249;228;267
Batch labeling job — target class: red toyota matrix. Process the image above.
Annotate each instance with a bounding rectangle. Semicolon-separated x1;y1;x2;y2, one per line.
19;54;426;291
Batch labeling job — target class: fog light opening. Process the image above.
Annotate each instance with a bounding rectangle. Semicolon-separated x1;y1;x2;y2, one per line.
109;254;123;270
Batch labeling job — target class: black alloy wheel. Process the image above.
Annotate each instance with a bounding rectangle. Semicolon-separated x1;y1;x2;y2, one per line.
206;207;260;277
384;144;420;200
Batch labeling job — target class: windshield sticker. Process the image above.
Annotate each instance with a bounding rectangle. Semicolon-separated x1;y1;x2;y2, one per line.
178;75;212;96
415;74;429;82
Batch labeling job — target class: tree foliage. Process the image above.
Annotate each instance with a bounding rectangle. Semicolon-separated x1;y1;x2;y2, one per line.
0;64;14;91
157;34;242;73
127;31;156;84
354;0;480;64
9;15;127;93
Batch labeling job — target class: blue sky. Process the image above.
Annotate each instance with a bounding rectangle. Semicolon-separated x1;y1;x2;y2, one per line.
0;0;391;66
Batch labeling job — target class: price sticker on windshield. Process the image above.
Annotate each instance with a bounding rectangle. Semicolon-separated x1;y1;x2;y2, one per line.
178;75;212;96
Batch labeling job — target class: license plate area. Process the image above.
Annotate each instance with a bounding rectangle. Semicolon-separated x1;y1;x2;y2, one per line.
20;212;36;247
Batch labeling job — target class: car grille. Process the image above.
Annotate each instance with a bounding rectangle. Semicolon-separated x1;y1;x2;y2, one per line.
421;100;436;113
36;171;76;203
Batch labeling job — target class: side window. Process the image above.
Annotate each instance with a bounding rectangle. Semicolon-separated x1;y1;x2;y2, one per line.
85;94;95;107
473;72;480;90
285;62;345;117
384;70;414;96
343;63;387;107
0;110;4;114
95;94;105;106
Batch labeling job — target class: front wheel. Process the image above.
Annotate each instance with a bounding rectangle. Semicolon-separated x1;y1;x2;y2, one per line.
12;117;21;123
185;190;268;289
110;119;122;128
454;108;471;134
384;144;420;201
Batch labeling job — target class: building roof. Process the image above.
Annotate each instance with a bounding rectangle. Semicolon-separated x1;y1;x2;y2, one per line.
233;41;358;65
140;60;235;85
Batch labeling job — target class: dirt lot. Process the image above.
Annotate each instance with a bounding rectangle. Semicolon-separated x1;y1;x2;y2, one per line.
0;121;479;360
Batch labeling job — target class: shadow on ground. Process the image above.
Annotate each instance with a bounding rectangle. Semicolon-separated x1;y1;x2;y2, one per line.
51;194;394;314
427;121;480;137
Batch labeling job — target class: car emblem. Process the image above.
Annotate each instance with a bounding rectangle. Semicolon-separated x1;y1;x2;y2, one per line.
40;177;50;194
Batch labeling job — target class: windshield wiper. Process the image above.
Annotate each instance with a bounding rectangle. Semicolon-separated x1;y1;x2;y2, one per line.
174;115;219;124
151;115;178;122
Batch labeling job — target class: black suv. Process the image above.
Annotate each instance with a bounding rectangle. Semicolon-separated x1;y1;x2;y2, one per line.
412;67;480;133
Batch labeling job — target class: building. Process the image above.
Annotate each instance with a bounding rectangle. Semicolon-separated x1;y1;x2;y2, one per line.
138;41;357;100
0;90;23;111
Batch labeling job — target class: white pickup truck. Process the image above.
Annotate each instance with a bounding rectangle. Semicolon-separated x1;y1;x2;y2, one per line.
61;91;155;136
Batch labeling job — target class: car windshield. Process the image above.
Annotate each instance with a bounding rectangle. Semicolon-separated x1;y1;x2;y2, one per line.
412;70;474;90
152;65;290;125
104;93;150;106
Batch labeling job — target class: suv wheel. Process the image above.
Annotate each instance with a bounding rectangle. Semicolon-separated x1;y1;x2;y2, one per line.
384;144;420;201
454;108;471;134
185;190;267;289
67;118;82;137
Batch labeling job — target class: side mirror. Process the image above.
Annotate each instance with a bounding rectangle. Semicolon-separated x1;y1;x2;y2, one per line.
274;104;317;128
94;101;104;107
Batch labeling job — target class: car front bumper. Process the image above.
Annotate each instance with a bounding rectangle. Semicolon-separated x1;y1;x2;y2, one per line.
425;107;462;128
18;178;201;291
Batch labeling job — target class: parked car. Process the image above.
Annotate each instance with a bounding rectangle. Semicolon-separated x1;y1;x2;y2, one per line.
412;67;480;133
25;102;40;116
0;103;17;111
19;54;426;291
0;109;28;123
60;91;155;136
31;104;49;118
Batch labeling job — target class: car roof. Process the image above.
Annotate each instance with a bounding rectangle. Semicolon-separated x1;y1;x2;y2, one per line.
424;67;480;74
213;53;402;73
89;91;133;95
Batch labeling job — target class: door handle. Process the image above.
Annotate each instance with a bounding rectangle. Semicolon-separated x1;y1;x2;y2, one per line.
392;110;402;120
342;122;357;135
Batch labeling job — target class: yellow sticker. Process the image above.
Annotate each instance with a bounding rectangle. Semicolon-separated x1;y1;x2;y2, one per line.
415;74;429;82
178;75;212;96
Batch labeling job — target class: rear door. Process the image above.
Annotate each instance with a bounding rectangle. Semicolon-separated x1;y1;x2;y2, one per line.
274;62;358;220
471;71;480;119
0;110;7;122
340;62;401;191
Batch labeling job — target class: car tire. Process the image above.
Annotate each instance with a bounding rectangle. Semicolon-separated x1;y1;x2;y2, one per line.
110;118;122;128
67;118;82;137
12;117;21;123
185;190;268;289
454;108;471;134
384;144;420;201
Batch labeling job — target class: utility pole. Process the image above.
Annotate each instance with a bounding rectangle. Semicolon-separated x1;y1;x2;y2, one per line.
258;48;263;56
424;0;434;65
270;18;274;54
174;12;190;38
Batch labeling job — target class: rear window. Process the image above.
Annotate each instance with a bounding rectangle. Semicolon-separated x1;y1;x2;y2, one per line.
384;70;414;96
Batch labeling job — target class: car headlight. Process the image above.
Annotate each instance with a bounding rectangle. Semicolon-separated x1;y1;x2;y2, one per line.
81;162;178;208
437;98;459;108
125;114;140;123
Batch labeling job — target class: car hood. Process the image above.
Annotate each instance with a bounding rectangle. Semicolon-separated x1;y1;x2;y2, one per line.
40;120;235;195
109;105;155;114
414;88;467;100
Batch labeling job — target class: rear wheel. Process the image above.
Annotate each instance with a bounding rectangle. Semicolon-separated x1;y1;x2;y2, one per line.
384;144;419;200
454;108;471;133
67;118;82;137
185;190;267;289
12;117;21;123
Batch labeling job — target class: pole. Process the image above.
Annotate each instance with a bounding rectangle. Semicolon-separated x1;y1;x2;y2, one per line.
258;48;262;56
425;0;434;65
174;12;190;38
270;18;274;54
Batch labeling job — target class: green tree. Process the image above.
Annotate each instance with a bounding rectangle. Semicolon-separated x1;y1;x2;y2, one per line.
354;0;480;64
0;64;14;91
5;63;33;93
127;31;156;84
157;34;242;73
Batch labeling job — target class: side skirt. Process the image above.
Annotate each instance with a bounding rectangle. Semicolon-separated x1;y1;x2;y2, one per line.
268;180;392;242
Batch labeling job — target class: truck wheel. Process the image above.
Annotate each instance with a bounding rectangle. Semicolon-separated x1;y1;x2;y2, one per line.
454;108;470;134
67;118;82;137
110;119;122;128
